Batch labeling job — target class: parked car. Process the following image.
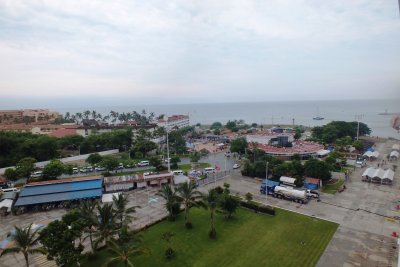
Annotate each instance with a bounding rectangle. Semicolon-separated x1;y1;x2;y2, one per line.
30;171;43;178
95;166;106;172
356;159;366;168
137;161;150;167
233;163;240;169
118;163;124;169
72;168;79;174
225;151;231;157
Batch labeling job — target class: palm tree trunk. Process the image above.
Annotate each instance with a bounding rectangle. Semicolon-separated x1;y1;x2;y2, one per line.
184;205;188;223
24;252;29;267
89;231;94;251
211;210;214;231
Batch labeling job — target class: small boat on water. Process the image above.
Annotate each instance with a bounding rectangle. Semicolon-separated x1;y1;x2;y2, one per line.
313;107;324;120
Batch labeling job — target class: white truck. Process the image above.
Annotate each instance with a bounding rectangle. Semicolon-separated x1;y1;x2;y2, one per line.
272;186;308;204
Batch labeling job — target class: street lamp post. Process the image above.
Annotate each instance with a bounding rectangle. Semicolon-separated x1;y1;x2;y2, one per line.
265;162;269;203
166;118;171;172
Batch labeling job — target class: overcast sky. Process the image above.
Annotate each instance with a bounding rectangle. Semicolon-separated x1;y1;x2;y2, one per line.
0;0;399;107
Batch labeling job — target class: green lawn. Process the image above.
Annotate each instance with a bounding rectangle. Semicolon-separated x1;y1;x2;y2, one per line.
82;208;338;267
174;162;211;171
322;179;345;194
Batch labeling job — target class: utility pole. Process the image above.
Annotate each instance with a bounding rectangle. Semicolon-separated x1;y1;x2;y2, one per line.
166;116;171;172
265;161;269;202
355;114;364;140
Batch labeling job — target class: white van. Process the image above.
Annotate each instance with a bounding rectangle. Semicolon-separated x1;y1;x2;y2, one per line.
204;167;215;174
173;170;183;175
30;171;43;178
1;187;20;193
138;161;150;167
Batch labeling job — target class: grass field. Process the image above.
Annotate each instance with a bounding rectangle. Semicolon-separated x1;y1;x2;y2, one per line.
322;179;345;194
82;208;338;267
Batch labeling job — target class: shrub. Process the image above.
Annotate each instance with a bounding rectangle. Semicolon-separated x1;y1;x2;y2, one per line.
165;247;175;260
240;201;275;216
185;221;193;229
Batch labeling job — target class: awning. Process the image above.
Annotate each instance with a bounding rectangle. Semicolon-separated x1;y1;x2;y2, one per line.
0;199;13;212
102;193;121;203
316;150;330;156
280;176;296;185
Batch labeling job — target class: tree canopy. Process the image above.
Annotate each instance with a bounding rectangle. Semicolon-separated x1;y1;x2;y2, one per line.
230;138;248;155
311;121;370;143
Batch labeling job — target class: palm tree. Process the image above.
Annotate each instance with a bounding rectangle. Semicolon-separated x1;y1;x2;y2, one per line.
102;239;149;267
75;112;82;124
176;181;203;229
110;110;119;123
94;204;117;249
83;110;91;119
76;199;98;252
204;189;219;239
64;112;70;121
0;224;46;267
112;193;137;228
156;184;180;221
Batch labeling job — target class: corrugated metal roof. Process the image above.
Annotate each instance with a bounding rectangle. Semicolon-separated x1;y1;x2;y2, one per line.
15;189;102;206
20;179;102;197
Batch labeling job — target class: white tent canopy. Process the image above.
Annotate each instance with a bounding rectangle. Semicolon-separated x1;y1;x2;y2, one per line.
363;151;380;159
390;151;399;159
316;150;330;157
362;167;394;184
362;167;376;178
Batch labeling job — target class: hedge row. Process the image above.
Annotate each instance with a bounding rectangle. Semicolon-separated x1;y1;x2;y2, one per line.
240;200;275;216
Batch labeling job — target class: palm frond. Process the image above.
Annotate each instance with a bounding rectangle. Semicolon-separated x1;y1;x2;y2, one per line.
0;247;21;256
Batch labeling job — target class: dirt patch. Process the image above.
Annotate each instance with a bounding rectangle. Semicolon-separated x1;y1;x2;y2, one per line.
327;178;339;185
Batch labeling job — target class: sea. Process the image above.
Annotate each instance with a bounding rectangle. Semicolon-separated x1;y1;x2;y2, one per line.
57;99;400;139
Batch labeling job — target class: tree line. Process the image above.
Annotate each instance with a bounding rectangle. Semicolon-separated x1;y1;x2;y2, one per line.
310;121;370;144
59;109;160;125
0;130;133;168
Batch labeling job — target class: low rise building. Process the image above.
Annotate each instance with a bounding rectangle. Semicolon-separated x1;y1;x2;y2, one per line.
0;109;60;124
157;115;190;131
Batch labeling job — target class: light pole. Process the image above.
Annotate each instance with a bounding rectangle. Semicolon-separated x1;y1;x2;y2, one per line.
166;117;171;172
265;161;269;203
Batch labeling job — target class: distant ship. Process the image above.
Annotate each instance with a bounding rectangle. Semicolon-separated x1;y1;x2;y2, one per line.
313;107;324;120
378;109;396;115
313;116;324;120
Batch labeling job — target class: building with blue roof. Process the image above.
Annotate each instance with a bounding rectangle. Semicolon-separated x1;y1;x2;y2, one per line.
14;177;103;208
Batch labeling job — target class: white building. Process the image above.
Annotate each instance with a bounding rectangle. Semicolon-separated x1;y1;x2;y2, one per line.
157;115;190;131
